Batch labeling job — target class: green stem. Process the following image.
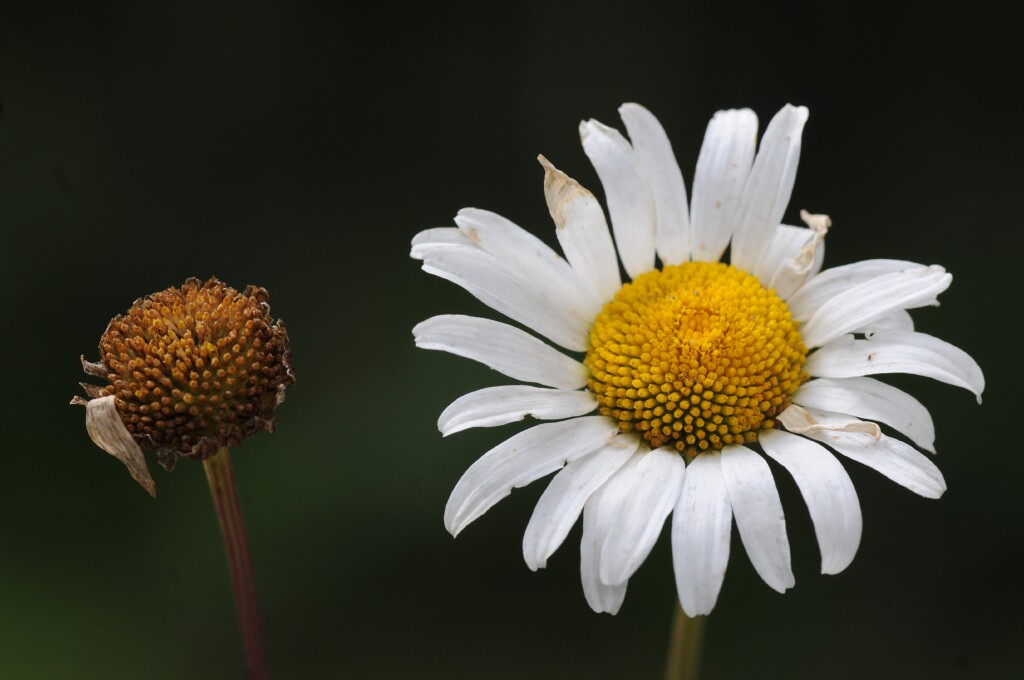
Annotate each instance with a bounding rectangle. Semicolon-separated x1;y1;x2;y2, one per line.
204;447;269;680
664;599;705;680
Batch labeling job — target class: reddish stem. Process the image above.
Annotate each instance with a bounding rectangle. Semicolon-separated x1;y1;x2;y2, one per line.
204;447;269;680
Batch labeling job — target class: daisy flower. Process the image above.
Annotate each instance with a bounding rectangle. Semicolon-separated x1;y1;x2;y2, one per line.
411;103;984;616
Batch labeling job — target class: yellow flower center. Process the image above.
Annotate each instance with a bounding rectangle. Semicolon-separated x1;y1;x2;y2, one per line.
584;261;807;457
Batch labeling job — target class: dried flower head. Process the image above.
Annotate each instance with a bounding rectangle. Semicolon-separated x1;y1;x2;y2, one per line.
73;277;294;494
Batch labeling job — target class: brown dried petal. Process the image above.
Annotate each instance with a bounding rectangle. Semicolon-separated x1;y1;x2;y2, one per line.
83;395;156;497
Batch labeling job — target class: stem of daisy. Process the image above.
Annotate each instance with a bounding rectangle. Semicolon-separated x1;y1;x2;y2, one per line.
663;599;705;680
203;447;269;680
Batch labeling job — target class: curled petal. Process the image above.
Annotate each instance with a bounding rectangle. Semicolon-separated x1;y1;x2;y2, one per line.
758;224;827;300
79;395;155;497
781;407;946;499
778;403;881;439
794;377;935;452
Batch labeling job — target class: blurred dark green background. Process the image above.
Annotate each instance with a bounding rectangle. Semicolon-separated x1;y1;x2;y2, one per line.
1;2;1020;678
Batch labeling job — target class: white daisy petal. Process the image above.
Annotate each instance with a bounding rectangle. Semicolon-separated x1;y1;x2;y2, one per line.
598;447;687;586
539;155;622;302
731;104;809;273
523;434;639;571
439;385;598;437
855;309;914;335
800;266;951;348
672;451;732;617
783;408;946;499
413;315;587;390
794;377;935;452
579;119;657;279
444;416;620;537
619;103;691;266
580;455;639;614
410;227;475;259
580;530;629;614
455;207;602;312
417;243;590;350
805;331;985;403
759;430;862;574
720;445;794;593
787;259;922;321
690;109;758;262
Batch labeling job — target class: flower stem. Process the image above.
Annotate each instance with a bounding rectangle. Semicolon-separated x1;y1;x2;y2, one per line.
663;599;705;680
203;447;269;680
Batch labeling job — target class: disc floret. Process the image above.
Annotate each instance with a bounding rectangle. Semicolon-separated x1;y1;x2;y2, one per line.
584;261;807;458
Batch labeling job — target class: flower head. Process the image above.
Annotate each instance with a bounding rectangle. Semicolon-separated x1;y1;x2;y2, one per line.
412;104;984;616
73;277;294;495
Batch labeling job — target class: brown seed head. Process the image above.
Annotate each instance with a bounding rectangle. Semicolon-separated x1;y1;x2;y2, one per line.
78;277;295;470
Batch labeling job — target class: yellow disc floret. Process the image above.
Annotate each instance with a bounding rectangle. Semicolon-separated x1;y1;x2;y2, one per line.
584;261;807;458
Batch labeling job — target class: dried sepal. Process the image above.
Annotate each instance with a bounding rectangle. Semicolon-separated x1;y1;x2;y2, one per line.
79;395;157;497
79;382;105;399
80;356;108;378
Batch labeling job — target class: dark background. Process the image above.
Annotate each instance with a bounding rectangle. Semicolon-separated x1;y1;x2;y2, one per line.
1;2;1020;678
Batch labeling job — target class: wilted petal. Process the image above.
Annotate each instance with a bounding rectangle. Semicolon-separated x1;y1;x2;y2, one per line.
794;377;935;452
539;155;621;302
79;395;155;497
782;407;946;499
